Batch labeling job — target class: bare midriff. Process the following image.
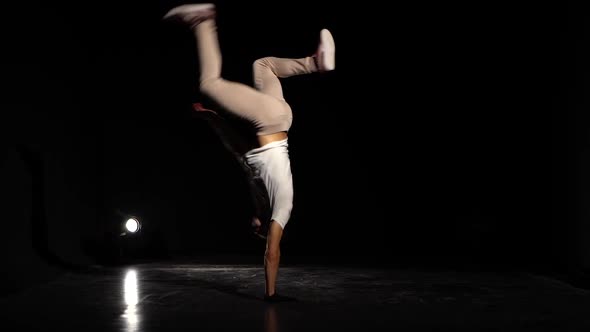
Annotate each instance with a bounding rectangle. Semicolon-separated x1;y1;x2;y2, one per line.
257;131;288;147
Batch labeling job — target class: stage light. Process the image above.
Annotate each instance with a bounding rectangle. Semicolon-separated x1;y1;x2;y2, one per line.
125;218;140;233
114;210;143;236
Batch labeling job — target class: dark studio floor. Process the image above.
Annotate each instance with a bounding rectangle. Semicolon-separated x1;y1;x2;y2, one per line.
1;258;590;332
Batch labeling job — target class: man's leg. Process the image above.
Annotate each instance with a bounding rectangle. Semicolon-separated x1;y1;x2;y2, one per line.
251;29;336;98
252;57;317;99
192;18;290;129
164;5;290;128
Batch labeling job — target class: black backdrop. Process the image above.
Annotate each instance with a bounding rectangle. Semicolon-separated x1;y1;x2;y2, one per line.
1;0;586;292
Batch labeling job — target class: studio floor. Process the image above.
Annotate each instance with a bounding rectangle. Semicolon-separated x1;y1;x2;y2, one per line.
1;258;590;331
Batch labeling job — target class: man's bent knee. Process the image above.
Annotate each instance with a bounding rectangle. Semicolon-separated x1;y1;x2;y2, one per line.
199;77;220;96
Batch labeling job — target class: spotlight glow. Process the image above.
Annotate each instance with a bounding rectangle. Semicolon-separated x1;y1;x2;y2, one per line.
123;269;140;331
124;270;138;306
125;218;140;233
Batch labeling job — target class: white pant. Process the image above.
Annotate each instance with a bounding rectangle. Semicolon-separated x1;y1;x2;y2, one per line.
244;138;293;229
